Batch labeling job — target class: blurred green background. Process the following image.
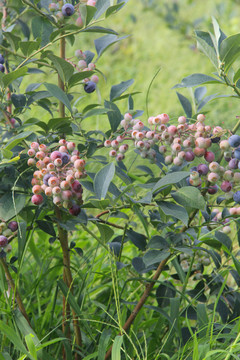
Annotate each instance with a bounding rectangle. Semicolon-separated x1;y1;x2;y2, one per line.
23;0;240;129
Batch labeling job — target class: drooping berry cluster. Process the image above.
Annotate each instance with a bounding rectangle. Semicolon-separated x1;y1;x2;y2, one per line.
0;220;18;255
28;140;86;216
104;112;240;200
66;50;98;94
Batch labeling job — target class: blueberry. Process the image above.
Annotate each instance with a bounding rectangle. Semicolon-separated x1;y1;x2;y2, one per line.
0;64;5;73
190;166;198;172
62;3;75;16
229;158;238;169
233;191;240;203
8;221;18;232
0;236;8;247
61;153;70;165
228;135;240;148
234;148;240;160
43;173;54;186
197;163;209;175
84;81;96;94
0;54;4;64
211;136;220;144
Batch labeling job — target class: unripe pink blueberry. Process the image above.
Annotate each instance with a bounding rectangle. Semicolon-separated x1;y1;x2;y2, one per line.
146;131;155;139
220;140;230;150
221;181;232;192
87;0;96;6
135;132;144;140
111;140;119;148
88;62;96;70
66;175;75;184
116;153;125;161
159;145;167;154
91;75;99;83
47;163;55;171
28;158;36;166
52;186;61;195
190;171;199;180
43;157;50;165
59;139;67;146
222;226;231;234
168;125;177;135
53;196;62;206
183;139;192;148
213;126;223;134
78;60;87;69
74;171;84;179
72;149;80;156
152;116;160;125
124;113;132;121
204;151;215;163
208;172;219;183
104;140;111;148
119;144;128;153
50;151;62;161
28;149;36;157
178;116;186;124
173;157;183;166
159;113;169;124
165;155;173;165
109;150;117;157
60;181;70;190
31;194;43;205
54;158;63;167
71;155;79;163
209;161;220;172
36;160;45;169
171;143;181;153
36;151;46;160
74;159;85;169
0;236;8;247
194;147;205;157
133;121;144;131
197;114;206;122
48;177;60;187
223;170;233;181
234;172;240;182
45;187;52;196
31;178;39;186
31;142;39;150
59;146;68;153
32;185;42;195
39;144;48;152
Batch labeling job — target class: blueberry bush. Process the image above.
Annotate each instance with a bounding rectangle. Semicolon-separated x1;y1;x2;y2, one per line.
1;1;240;360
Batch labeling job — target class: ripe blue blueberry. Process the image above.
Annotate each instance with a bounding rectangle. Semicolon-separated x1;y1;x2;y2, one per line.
211;136;220;144
0;54;4;64
84;81;96;94
228;135;240;148
61;153;70;165
234;148;240;160
0;64;5;73
62;3;75;16
233;191;240;203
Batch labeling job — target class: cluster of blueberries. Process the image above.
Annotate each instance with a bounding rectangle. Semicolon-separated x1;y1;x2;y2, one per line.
28;140;86;216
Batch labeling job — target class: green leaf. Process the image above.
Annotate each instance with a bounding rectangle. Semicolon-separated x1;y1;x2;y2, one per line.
85;5;97;25
172;187;206;211
11;94;26;109
47;54;74;83
197;303;208;338
211;16;227;53
94;34;128;59
152;171;190;192
158;201;189;226
4;131;32;151
143;250;170;267
111;335;123;360
44;83;72;113
68;71;94;88
2;67;28;88
173;73;223;89
176;92;192;118
232;255;240;276
94;162;115;199
83;108;109;119
126;229;147;251
195;30;218;68
106;2;126;17
57;279;81;315
94;0;110;19
110;79;134;101
104;100;122;132
3;32;20;51
96;223;114;243
25;334;37;360
98;329;112;360
233;68;240;84
220;33;240;73
81;26;118;35
19;40;40;57
0;321;28;355
0;193;26;222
